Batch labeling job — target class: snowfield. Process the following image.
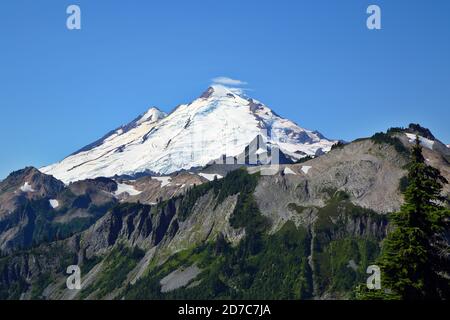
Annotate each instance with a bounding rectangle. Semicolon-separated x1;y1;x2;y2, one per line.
405;133;435;150
114;183;142;196
41;85;335;183
199;173;223;181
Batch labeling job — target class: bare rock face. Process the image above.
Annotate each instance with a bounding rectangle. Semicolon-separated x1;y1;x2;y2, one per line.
254;140;406;233
0;168;117;255
0;168;64;253
160;264;201;293
0;167;64;214
115;172;207;205
78;188;242;265
1;129;449;300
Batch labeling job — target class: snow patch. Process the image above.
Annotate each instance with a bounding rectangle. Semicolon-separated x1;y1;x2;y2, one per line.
255;148;267;155
49;199;59;208
20;182;35;192
199;173;223;181
137;107;166;125
405;133;435;150
283;167;297;175
301;166;312;174
114;183;142;196
153;176;172;187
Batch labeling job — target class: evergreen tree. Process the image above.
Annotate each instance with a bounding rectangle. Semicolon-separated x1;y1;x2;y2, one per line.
358;136;450;299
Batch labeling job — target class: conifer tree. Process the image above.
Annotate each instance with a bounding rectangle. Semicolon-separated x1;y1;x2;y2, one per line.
358;136;450;299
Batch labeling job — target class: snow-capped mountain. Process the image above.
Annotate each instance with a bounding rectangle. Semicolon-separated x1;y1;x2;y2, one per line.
41;85;335;183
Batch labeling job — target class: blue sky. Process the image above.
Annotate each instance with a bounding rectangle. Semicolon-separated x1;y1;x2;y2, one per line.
1;0;449;179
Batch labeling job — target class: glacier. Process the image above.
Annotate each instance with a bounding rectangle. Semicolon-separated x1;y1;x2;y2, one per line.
41;85;335;183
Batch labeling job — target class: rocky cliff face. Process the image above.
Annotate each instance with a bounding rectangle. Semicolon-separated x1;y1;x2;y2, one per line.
0;169;118;255
253;138;409;234
0;128;449;300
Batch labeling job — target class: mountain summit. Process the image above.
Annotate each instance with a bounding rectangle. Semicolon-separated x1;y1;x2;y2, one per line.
41;85;335;183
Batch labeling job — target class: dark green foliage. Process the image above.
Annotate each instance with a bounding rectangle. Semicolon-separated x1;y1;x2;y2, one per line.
7;188;116;251
0;276;28;300
235;222;313;299
123;170;312;300
312;191;385;297
0;242;77;299
314;238;380;297
314;190;385;233
124;177;385;300
72;195;91;209
87;201;116;217
29;198;98;245
358;137;450;300
229;192;269;236
27;199;54;245
79;243;144;299
215;168;259;205
370;132;409;155
110;201;151;217
81;255;102;275
53;218;96;240
178;182;214;221
220;169;268;237
30;273;53;300
386;127;405;135
178;168;259;221
124;221;313;300
399;176;409;193
331;141;345;150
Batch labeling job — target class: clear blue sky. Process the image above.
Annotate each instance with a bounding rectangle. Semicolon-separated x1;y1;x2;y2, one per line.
1;0;449;179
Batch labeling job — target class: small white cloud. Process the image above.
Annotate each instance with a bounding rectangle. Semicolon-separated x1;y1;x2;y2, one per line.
212;77;247;86
228;87;246;95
